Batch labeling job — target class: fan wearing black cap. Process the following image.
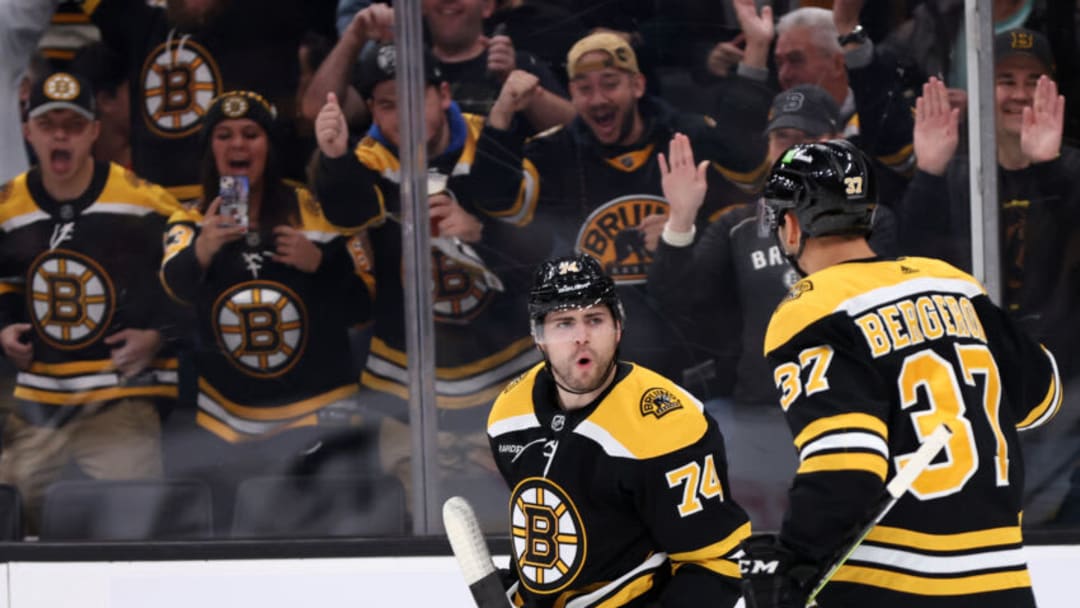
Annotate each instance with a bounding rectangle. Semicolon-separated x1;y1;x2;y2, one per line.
487;254;751;607
645;86;899;531
159;90;377;529
900;28;1080;381
313;43;551;525
0;71;185;535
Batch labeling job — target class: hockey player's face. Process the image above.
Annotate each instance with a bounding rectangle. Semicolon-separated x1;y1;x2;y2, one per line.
422;0;493;52
211;118;268;187
24;109;99;181
569;60;645;146
538;305;621;392
994;55;1048;138
369;82;452;157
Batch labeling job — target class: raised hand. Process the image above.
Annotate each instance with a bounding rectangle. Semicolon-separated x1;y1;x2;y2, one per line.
1020;75;1065;164
195;196;246;269
707;33;745;77
315;92;350;158
272;226;323;273
488;70;541;130
733;0;774;49
484;32;516;83
832;0;865;37
345;3;394;46
658;132;709;233
914;77;960;176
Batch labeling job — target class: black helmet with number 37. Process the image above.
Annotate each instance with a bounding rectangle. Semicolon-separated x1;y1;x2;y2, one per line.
528;254;624;332
762;139;876;238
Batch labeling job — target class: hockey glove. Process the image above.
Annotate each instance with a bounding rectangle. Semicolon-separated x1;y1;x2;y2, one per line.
738;534;818;608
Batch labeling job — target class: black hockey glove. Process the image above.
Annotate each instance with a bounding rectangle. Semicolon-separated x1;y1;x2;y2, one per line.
738;534;818;608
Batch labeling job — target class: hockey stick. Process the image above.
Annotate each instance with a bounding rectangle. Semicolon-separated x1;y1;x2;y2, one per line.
805;423;953;607
443;496;513;608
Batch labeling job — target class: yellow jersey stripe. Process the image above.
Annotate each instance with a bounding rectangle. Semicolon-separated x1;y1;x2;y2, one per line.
0;283;24;295
198;378;357;421
866;524;1023;551
793;413;887;450
15;385;177;405
361;372;505;410
831;564;1030;595
591;572;657;607
196;411;319;443
1016;347;1062;430
711;158;772;188
28;358;178;375
798;452;888;481
669;521;752;564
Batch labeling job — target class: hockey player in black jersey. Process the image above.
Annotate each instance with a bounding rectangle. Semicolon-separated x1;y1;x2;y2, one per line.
0;72;184;533
488;254;751;607
739;140;1063;608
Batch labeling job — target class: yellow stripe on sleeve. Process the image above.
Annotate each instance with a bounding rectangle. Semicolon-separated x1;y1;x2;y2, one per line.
793;413;887;450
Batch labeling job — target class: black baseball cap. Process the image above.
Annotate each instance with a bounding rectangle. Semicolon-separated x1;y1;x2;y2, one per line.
994;28;1056;75
766;85;840;137
27;71;96;120
353;42;445;100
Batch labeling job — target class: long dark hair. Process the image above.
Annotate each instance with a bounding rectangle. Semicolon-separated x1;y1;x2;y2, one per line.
198;124;299;229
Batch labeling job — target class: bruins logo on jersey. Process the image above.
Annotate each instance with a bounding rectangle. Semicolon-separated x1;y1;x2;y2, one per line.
511;477;586;594
640;387;683;419
28;249;115;350
431;248;494;324
140;38;222;138
212;281;307;378
576;195;668;285
785;279;814;302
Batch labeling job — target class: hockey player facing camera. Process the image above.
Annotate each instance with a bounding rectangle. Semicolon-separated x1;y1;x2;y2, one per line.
739;140;1063;608
487;254;751;607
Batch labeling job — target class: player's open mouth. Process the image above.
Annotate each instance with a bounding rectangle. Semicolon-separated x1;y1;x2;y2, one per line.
576;356;592;368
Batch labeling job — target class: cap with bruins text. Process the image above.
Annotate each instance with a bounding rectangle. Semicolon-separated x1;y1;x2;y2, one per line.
566;32;640;80
27;71;96;120
353;42;445;100
994;27;1056;76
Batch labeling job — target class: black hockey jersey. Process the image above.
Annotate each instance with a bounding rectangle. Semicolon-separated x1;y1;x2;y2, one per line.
0;161;182;422
764;256;1062;607
160;184;372;442
467;96;769;394
80;0;323;201
316;108;546;419
488;362;750;607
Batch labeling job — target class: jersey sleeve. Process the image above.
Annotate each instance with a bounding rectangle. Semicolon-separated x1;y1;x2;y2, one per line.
766;315;892;565
312;150;387;230
159;207;202;306
637;414;751;607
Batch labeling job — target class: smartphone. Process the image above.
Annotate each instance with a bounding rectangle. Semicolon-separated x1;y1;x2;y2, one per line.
219;175;250;231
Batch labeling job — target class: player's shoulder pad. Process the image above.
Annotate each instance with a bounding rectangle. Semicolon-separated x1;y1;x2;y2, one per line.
487;362;545;437
582;364;708;460
764;256;986;355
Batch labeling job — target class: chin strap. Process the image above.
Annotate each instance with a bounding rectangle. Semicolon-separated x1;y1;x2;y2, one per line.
774;228;810;278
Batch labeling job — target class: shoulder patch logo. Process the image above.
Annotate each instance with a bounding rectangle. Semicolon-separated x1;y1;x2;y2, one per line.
640;387;683;419
785;279;814;302
501;371;527;395
900;264;919;274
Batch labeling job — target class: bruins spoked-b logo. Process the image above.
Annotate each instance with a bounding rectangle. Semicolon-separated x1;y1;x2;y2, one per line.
640;387;683;419
576;195;669;285
431;248;494;324
212;281;307;378
28;250;115;350
140;39;222;138
510;478;586;594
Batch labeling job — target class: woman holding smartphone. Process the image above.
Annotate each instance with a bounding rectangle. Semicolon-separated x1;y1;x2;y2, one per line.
160;90;378;533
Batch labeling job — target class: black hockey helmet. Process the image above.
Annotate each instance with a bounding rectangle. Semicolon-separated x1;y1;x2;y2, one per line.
528;254;624;329
762;139;876;238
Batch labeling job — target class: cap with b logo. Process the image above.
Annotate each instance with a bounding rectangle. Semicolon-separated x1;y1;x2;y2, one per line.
994;28;1056;75
566;32;640;80
766;85;840;137
353;42;445;100
27;72;96;120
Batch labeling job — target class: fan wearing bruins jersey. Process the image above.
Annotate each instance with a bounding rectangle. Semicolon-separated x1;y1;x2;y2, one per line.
0;72;183;533
469;32;771;397
160;91;374;523
738;141;1063;608
314;43;548;504
488;255;751;607
78;0;334;202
